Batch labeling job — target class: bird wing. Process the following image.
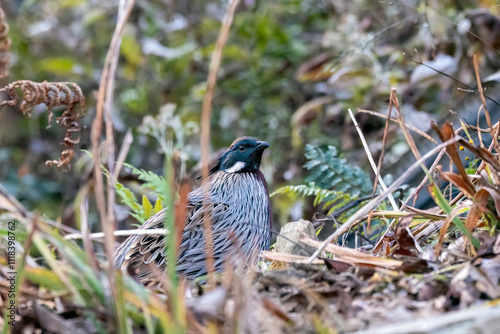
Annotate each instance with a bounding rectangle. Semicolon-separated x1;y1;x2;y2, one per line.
113;209;167;272
114;198;231;282
175;201;234;278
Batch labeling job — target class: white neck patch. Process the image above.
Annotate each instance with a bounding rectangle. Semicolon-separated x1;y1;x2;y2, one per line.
225;161;246;173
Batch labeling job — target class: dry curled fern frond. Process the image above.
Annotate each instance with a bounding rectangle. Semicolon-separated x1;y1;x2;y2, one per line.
0;4;10;78
0;80;86;169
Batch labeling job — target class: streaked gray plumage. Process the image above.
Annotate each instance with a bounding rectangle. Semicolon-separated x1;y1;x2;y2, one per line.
114;137;272;284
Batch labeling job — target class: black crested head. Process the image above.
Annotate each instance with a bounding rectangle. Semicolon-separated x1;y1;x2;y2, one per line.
209;137;270;175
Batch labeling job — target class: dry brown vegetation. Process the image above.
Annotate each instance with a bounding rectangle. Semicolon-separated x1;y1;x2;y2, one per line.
0;80;85;169
1;1;500;333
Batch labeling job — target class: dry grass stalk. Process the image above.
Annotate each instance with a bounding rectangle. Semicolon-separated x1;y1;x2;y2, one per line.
91;0;136;267
348;108;398;211
372;89;393;198
88;1;136;330
301;235;403;269
174;182;191;254
370;89;444;253
199;0;240;278
0;80;85;168
370;90;420;251
390;88;421;161
472;54;499;153
76;183;100;276
260;251;324;265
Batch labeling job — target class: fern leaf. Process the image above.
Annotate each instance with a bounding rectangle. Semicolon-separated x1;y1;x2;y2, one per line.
154;198;163;213
303;144;372;196
123;163;169;205
272;183;353;206
142;195;154;220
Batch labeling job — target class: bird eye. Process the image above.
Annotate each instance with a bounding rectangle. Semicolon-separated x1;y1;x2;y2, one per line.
238;146;246;151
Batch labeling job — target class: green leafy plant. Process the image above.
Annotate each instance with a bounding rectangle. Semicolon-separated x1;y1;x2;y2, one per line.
0;214;176;333
303;144;372;196
272;144;372;217
102;163;168;224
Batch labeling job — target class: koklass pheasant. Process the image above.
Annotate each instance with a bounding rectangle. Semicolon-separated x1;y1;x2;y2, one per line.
114;137;272;283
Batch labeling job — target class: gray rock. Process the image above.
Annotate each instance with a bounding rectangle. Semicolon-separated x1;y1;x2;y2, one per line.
276;219;318;256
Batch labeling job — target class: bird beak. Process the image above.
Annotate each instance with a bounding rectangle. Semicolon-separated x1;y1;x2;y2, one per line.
256;141;270;149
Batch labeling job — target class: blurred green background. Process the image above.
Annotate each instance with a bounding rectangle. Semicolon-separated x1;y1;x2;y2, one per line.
1;0;499;234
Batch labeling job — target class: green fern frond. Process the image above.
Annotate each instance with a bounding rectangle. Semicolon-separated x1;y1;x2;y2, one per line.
124;163;169;206
142;195;154;220
99;163;168;224
323;196;354;215
272;144;376;222
154;198;163;212
115;183;142;213
271;183;319;198
271;182;354;204
304;144;372;196
100;165;145;223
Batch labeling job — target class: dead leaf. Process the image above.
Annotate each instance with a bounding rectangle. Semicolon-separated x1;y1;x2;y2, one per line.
476;185;500;218
394;215;420;256
431;121;476;197
465;189;490;233
323;258;352;273
435;207;462;257
261;298;294;324
437;168;476;199
394;256;431;273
